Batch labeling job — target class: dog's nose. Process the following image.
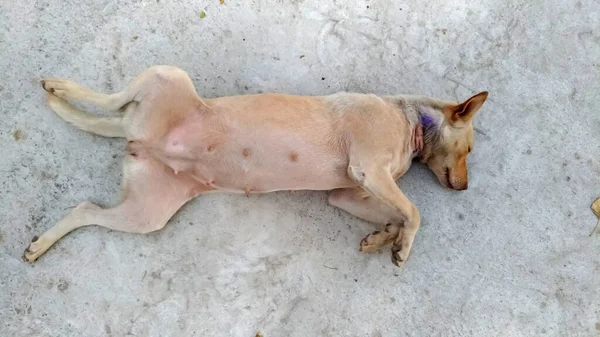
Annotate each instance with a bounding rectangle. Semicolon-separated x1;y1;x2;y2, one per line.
455;183;468;191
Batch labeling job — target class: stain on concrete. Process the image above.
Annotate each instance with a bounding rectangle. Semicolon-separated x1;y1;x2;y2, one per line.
57;279;69;292
12;130;25;141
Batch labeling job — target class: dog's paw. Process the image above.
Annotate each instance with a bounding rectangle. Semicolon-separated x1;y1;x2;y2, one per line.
359;231;384;253
359;224;399;253
391;243;406;267
40;78;78;99
23;235;46;262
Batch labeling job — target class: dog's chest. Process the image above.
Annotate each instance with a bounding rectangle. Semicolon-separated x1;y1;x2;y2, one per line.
391;151;414;180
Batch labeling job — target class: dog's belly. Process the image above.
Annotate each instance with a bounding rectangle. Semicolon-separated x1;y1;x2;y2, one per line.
157;108;355;193
197;157;354;193
167;142;354;193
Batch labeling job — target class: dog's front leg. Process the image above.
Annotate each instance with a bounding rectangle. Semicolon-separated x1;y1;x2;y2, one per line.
348;164;421;267
328;188;403;253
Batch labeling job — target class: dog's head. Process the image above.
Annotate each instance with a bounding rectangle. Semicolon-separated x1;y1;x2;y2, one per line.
420;91;488;191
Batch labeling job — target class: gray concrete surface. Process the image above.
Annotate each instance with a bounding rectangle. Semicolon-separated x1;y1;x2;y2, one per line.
1;0;599;336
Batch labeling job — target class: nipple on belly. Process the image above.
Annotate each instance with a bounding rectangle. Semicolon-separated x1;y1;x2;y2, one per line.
166;138;188;154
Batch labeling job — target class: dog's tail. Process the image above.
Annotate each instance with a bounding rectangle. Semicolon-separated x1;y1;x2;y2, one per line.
46;93;126;137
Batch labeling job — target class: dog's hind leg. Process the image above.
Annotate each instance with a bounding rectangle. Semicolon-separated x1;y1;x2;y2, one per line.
41;66;198;137
23;153;212;262
44;93;128;137
41;77;135;111
328;187;403;253
41;66;195;111
40;76;136;137
40;70;144;137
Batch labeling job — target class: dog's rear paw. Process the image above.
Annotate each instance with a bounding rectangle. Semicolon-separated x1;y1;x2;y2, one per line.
23;235;47;262
41;78;77;99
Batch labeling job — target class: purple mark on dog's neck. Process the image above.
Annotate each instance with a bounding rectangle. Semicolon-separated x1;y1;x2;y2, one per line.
419;114;436;130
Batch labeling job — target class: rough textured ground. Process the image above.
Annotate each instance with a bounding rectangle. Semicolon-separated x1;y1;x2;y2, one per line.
1;0;599;336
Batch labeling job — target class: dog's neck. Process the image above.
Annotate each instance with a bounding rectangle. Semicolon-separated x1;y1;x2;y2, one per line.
416;107;444;161
391;95;447;162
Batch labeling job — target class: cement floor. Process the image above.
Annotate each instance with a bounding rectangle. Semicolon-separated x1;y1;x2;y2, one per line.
1;0;599;336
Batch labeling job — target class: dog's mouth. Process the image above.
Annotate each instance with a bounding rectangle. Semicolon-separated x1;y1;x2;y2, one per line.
444;167;454;189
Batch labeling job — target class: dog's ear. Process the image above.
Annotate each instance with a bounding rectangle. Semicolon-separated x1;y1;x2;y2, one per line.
444;91;488;126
